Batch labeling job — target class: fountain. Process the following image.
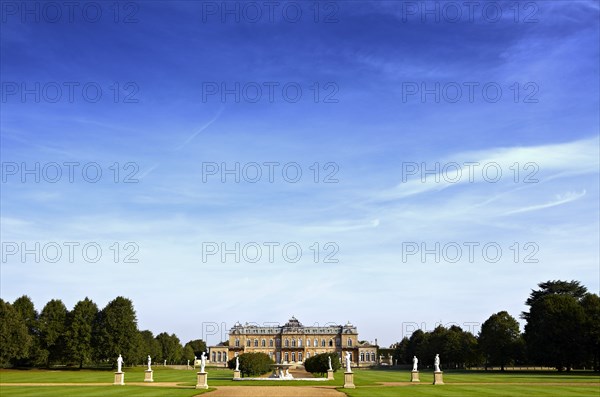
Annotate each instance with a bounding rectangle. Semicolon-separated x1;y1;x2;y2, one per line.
232;361;329;381
269;362;294;379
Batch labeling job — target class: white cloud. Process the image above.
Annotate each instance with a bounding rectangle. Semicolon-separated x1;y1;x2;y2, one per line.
503;190;587;215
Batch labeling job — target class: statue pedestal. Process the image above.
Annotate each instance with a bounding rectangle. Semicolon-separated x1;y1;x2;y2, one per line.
113;372;124;385
195;371;208;389
410;370;420;382
233;370;241;379
144;370;153;382
327;370;334;380
343;372;355;388
433;371;444;385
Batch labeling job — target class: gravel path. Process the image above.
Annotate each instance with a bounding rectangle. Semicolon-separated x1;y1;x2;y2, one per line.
206;386;344;397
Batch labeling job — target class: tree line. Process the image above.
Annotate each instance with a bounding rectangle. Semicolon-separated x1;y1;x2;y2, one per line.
2;280;598;371
0;296;206;368
392;280;600;371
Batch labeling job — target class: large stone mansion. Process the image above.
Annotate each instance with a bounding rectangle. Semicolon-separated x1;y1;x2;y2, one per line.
209;317;378;368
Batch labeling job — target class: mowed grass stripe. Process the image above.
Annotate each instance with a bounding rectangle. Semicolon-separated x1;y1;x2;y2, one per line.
341;385;600;397
0;386;211;397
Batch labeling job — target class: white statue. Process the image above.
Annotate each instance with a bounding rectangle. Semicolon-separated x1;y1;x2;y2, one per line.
434;354;441;372
412;356;418;371
163;359;166;366
328;356;333;371
116;354;124;373
235;356;240;371
147;355;152;371
345;352;351;372
200;352;206;372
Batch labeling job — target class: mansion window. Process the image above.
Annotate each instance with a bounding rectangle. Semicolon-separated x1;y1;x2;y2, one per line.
299;352;303;361
254;339;258;347
306;352;311;359
285;339;289;347
306;338;310;346
247;340;251;347
261;339;266;347
347;339;353;347
292;352;296;362
285;352;289;362
292;339;296;347
314;339;318;347
298;339;302;347
235;339;240;347
321;339;326;347
218;352;222;362
269;339;274;347
371;353;375;361
360;353;364;362
329;340;333;347
212;352;216;361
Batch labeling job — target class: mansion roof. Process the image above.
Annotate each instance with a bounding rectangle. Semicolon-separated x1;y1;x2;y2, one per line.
230;316;358;335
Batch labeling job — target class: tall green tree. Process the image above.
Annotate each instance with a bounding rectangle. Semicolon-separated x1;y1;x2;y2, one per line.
182;344;195;362
155;332;183;364
479;311;521;371
65;298;98;368
95;297;138;365
138;330;160;364
12;295;40;366
524;294;586;371
184;339;207;357
580;293;600;371
424;326;448;367
460;330;482;368
38;299;68;367
12;296;38;335
522;280;587;321
406;329;428;364
128;331;146;365
443;326;465;368
392;337;410;365
0;299;32;367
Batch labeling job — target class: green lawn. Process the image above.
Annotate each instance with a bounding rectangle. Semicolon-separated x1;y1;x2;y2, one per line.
0;367;598;397
0;367;346;387
341;385;599;397
0;386;211;397
0;367;199;384
351;368;600;385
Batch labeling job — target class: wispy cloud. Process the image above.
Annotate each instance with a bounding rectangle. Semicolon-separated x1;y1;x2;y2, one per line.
503;190;587;215
376;136;599;201
176;106;224;150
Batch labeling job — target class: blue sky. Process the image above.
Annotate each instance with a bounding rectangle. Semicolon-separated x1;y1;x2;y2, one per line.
1;0;599;346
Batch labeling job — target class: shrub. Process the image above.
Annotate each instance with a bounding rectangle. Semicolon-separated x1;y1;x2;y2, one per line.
304;352;340;375
227;352;272;377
